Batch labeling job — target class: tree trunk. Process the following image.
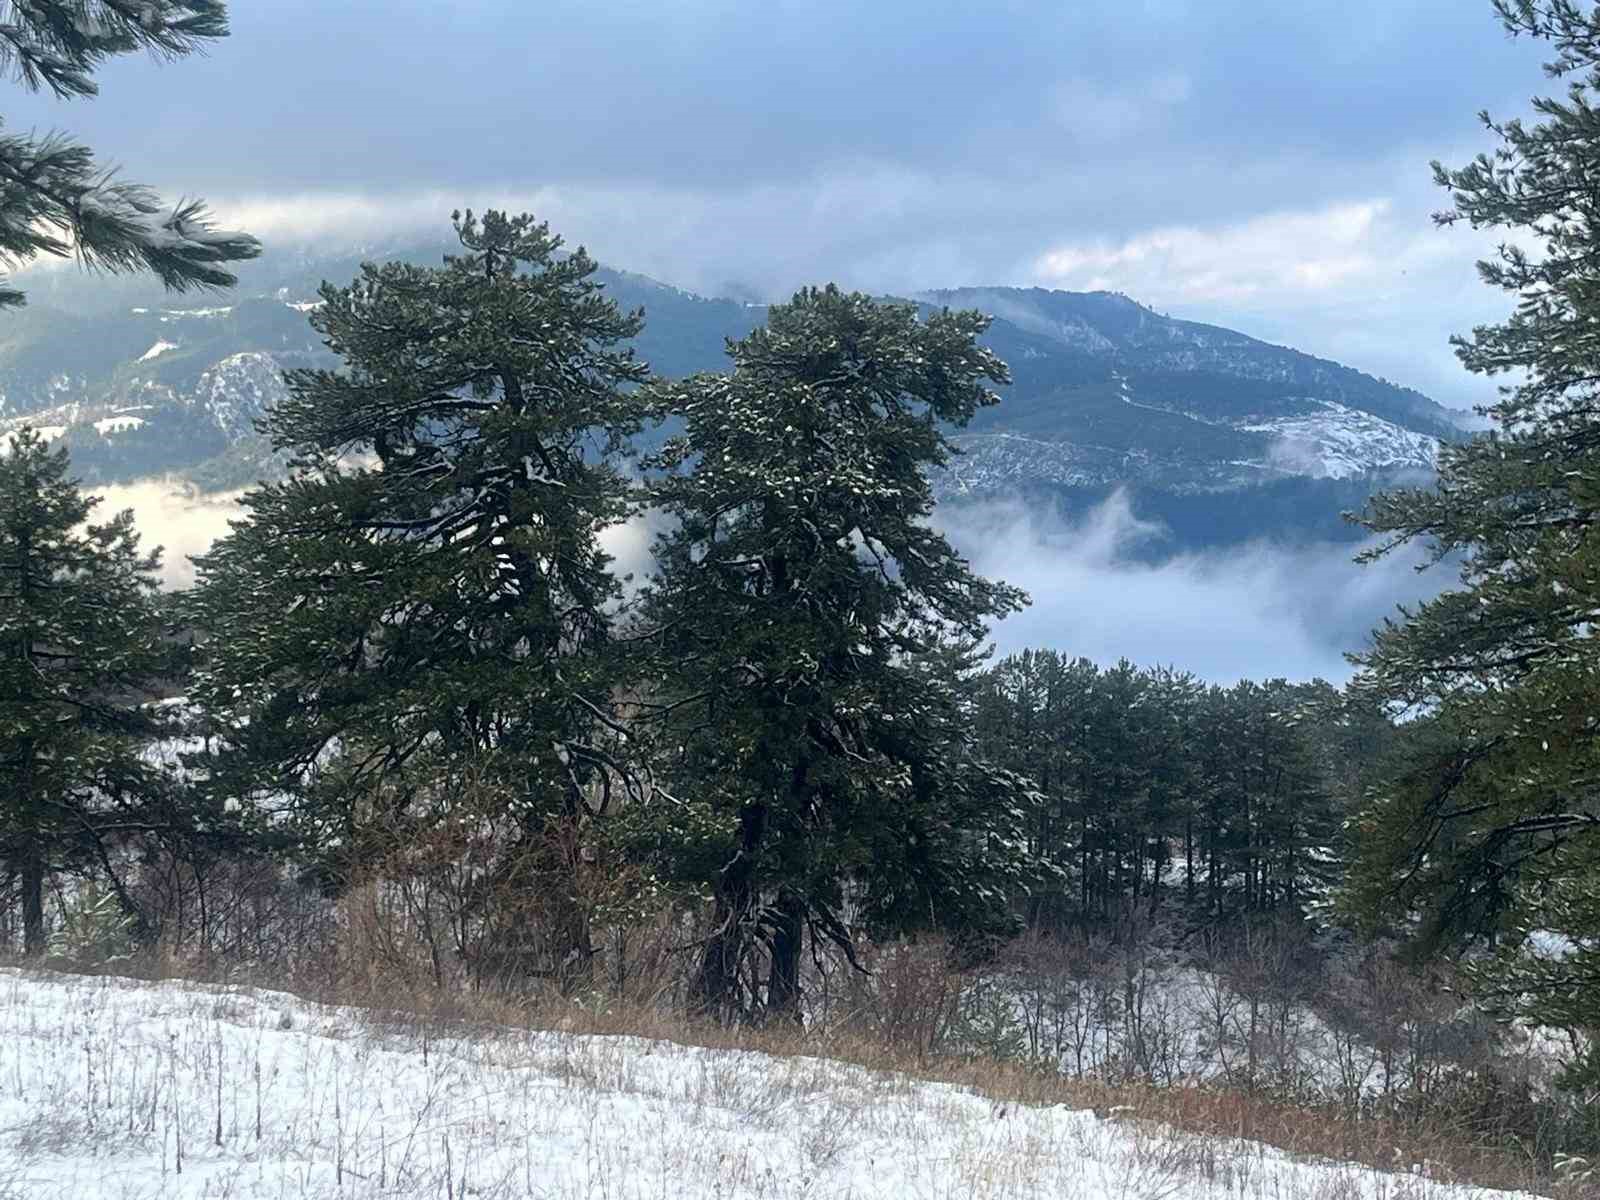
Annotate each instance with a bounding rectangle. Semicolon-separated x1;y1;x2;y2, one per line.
1184;814;1195;908
693;802;766;1022
556;894;594;995
20;842;45;957
695;900;743;1019
765;892;805;1022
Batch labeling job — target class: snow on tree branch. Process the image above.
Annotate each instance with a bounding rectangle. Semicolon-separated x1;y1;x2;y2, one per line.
0;1;229;99
0;2;255;306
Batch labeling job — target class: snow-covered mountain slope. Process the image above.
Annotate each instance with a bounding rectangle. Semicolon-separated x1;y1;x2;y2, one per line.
191;352;289;442
2;248;1472;540
939;379;1438;498
0;969;1541;1200
927;287;1464;440
917;289;1459;503
0;351;287;452
0;297;312;486
1246;400;1438;479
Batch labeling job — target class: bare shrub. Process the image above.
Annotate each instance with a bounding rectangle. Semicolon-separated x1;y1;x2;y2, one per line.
1106;912;1187;1087
834;938;964;1058
1197;916;1317;1096
1004;927;1122;1076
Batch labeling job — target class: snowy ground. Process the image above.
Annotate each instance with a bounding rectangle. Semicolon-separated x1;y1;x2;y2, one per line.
0;969;1545;1200
993;962;1564;1102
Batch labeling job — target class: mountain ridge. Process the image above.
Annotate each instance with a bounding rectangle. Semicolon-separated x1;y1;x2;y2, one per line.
3;245;1468;544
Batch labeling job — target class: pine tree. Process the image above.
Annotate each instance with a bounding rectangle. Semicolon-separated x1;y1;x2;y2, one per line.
187;212;649;980
0;1;259;306
970;653;1346;928
1350;0;1600;1066
971;648;1082;926
0;429;173;955
637;286;1037;1020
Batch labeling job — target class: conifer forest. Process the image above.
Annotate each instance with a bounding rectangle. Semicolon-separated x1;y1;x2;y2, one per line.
4;2;1600;1194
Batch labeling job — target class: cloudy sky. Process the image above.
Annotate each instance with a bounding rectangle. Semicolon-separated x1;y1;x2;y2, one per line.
18;0;1551;410
21;1;1548;682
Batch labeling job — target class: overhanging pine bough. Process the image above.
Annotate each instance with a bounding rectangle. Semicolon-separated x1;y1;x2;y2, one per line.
0;1;259;307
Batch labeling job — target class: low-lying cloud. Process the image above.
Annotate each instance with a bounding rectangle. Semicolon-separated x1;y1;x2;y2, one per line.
937;492;1447;684
1034;200;1398;304
90;480;245;590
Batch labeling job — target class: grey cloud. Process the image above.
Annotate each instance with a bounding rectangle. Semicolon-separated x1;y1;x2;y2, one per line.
8;1;1544;414
937;493;1447;685
15;2;1540;193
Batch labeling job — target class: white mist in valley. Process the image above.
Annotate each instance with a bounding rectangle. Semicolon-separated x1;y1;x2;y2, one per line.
936;490;1446;684
89;480;248;590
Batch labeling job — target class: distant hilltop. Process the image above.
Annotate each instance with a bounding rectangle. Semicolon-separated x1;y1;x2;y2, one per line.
1;244;1468;547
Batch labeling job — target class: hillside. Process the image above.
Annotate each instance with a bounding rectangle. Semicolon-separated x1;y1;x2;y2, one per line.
929;287;1455;490
0;968;1546;1200
3;249;1470;544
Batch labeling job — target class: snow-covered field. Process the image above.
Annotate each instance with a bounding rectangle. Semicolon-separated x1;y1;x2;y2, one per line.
0;969;1548;1200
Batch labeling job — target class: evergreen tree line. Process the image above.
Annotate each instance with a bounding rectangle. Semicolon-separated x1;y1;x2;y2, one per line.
0;211;1405;1030
969;653;1398;929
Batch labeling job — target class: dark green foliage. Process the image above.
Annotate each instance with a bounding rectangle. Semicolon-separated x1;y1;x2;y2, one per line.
0;2;259;307
0;1;228;97
186;212;649;976
0;429;176;954
636;286;1039;1018
1349;0;1600;1073
972;652;1363;930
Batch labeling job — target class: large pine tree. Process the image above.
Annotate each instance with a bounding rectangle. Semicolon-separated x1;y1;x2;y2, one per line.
0;429;174;955
188;212;649;980
636;286;1039;1020
1350;0;1600;1074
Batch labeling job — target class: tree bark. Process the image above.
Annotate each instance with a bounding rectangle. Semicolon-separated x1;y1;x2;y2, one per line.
695;900;742;1019
20;842;44;957
765;891;805;1022
693;802;766;1022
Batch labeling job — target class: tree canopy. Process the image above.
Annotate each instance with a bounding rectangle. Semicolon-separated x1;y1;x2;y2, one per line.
0;428;176;955
636;286;1038;1019
187;211;649;981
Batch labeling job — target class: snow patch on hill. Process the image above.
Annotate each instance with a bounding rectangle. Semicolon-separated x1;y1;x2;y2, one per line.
137;339;179;362
93;415;146;435
159;305;233;321
1245;401;1438;479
